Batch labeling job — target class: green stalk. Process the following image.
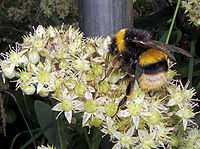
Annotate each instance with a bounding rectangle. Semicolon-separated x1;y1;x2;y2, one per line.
51;98;67;149
5;91;36;148
90;127;103;149
57;116;67;149
165;0;181;44
83;127;103;149
188;30;199;87
83;127;91;148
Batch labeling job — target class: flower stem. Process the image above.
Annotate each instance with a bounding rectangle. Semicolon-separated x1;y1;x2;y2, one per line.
90;127;103;149
6;90;36;148
84;127;91;148
57;116;67;149
188;29;199;87
51;98;67;149
165;0;181;44
83;127;103;149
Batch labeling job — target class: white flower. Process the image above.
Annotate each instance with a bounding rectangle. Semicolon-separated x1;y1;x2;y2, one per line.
176;106;195;130
112;129;138;149
138;129;157;149
52;92;80;123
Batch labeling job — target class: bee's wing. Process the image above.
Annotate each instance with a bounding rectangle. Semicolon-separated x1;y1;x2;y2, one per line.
132;39;192;60
148;40;192;57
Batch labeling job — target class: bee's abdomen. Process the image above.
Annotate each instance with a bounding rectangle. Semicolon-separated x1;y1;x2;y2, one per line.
139;49;167;66
137;49;168;90
138;72;168;90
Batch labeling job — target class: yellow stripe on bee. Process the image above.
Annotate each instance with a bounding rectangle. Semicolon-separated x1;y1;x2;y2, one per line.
139;71;168;90
139;49;167;66
115;29;127;52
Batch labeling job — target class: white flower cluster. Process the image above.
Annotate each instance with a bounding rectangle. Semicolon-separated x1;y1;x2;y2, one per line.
182;0;200;26
0;25;199;148
37;144;55;149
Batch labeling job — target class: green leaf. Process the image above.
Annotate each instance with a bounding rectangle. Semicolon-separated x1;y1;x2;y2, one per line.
196;81;200;90
12;91;37;123
159;31;168;43
174;29;182;45
159;29;182;44
6;108;16;124
34;100;60;147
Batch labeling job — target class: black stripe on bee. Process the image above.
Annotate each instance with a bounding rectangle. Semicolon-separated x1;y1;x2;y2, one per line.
136;59;168;76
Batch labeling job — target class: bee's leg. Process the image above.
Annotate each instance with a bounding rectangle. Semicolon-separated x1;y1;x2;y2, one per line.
119;79;133;106
100;54;121;84
99;66;114;84
112;76;135;118
148;92;152;97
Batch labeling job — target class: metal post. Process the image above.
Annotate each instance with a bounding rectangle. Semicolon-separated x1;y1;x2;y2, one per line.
78;0;133;37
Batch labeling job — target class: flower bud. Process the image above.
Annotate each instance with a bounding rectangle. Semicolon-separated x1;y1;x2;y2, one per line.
90;116;102;127
38;87;49;97
85;45;95;54
61;99;73;112
171;92;184;104
128;103;141;116
86;72;95;81
20;55;29;66
46;26;56;38
168;69;176;81
35;25;45;38
84;100;98;113
54;78;65;89
120;134;132;148
117;120;130;131
37;70;51;84
141;137;156;149
105;102;118;117
92;65;103;76
72;59;90;71
157;128;168;141
74;82;87;96
108;69;123;84
9;51;20;64
97;81;110;94
1;63;15;79
149;111;161;124
29;51;40;64
20;71;32;82
169;136;179;147
23;35;32;46
176;108;195;119
59;60;69;69
66;78;76;90
22;84;35;95
33;38;45;49
37;144;55;149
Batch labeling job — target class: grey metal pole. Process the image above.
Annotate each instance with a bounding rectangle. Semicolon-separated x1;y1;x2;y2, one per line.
78;0;133;37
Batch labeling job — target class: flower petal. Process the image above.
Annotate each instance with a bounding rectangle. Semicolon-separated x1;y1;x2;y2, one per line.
52;103;62;111
64;111;72;123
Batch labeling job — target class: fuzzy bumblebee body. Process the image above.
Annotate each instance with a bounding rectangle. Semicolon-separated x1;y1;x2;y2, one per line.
137;48;168;90
105;28;191;116
109;28;174;90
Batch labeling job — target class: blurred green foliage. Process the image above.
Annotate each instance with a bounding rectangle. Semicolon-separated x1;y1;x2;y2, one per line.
0;0;78;51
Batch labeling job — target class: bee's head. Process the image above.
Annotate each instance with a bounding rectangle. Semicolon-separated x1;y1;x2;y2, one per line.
124;28;152;43
113;28;152;53
114;28;127;53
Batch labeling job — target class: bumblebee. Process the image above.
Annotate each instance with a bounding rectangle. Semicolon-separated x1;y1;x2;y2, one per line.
104;28;191;114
